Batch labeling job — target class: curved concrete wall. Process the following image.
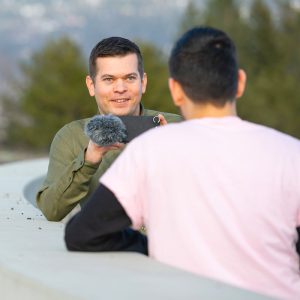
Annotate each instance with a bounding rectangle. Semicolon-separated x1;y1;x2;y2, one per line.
23;174;46;207
0;158;274;300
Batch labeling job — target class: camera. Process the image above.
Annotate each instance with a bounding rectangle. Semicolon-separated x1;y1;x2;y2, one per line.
85;114;160;146
119;115;160;143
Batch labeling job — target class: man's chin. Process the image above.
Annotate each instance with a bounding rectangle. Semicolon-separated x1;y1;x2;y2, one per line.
113;110;131;117
99;102;141;116
100;107;129;116
110;106;139;117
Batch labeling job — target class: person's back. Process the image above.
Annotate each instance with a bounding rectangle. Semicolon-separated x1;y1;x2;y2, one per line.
118;116;300;298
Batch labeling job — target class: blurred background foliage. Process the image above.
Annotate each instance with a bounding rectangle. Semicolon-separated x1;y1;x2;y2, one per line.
1;0;300;152
2;37;96;149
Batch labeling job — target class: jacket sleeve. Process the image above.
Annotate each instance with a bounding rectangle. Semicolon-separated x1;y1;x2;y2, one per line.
36;124;100;221
164;112;183;123
64;183;148;255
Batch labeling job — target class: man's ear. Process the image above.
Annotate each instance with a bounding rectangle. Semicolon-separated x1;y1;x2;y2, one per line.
86;75;95;97
236;69;247;99
168;78;185;107
141;72;147;94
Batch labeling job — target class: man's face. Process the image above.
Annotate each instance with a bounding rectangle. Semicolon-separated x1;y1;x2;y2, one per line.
86;53;147;116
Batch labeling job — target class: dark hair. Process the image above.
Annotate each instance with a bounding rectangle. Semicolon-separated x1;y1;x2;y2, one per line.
89;37;144;81
168;26;238;106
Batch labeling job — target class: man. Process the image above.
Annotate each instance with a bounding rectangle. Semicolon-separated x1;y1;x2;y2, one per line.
65;27;300;299
36;37;181;221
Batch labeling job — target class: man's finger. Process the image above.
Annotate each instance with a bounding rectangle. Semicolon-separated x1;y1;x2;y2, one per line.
158;114;168;126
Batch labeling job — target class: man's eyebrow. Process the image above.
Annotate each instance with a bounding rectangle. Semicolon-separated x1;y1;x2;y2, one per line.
100;72;139;79
100;74;114;79
123;72;139;79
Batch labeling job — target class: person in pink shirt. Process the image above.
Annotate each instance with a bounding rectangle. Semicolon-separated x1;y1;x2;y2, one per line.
65;26;300;299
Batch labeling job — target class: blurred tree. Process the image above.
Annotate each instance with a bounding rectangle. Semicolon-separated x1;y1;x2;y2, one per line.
278;1;300;136
139;41;177;114
247;0;281;73
3;36;96;150
238;0;300;138
177;0;202;36
237;0;278;123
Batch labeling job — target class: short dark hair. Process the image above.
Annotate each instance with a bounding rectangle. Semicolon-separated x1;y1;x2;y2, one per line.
89;37;144;81
168;26;238;106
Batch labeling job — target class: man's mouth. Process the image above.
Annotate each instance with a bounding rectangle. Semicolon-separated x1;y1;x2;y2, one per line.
111;98;130;103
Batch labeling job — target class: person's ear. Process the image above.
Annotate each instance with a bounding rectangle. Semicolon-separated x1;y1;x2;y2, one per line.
236;69;247;98
168;78;185;107
141;72;147;94
86;75;95;97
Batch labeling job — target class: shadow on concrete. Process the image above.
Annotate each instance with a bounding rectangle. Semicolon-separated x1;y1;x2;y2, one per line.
23;175;45;207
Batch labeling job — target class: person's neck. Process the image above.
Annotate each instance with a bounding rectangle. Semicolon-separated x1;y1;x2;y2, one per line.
183;101;237;120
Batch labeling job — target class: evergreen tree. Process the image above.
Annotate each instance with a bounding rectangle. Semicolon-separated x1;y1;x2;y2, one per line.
238;0;300;138
177;0;203;36
4;37;96;150
139;42;177;114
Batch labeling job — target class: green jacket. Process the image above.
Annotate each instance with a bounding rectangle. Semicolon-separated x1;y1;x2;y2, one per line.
36;108;182;221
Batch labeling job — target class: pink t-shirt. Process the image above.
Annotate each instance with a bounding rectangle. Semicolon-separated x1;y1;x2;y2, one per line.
101;116;300;299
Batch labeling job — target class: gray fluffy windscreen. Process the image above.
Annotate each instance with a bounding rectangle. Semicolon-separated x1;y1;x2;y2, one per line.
84;115;128;146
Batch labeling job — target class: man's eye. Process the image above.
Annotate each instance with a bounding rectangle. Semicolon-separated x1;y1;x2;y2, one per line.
127;76;137;81
103;77;113;82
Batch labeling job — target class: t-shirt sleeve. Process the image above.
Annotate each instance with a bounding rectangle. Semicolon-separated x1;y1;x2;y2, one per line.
100;139;146;230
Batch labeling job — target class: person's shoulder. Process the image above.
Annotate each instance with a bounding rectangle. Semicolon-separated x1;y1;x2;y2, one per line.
246;120;300;150
57;118;90;134
143;108;182;123
269;127;300;148
53;118;91;143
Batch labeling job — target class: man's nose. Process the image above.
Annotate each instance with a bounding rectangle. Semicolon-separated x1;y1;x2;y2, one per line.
113;79;127;93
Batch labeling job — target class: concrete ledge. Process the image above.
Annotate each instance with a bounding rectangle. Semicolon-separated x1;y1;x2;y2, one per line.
0;159;274;300
23;174;45;207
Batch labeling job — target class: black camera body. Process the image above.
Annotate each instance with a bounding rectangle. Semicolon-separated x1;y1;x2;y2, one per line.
119;115;160;143
85;115;160;146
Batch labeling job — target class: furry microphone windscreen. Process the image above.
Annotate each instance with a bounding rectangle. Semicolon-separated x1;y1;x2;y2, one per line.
84;115;128;146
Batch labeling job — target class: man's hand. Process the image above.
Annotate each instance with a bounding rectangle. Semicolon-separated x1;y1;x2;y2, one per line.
158;114;168;126
85;140;124;164
85;115;167;164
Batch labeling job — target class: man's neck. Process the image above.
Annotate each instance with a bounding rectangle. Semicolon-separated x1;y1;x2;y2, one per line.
183;101;237;120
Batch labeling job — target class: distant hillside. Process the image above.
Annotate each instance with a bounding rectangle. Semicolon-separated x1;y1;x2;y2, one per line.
0;0;289;90
0;0;203;92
